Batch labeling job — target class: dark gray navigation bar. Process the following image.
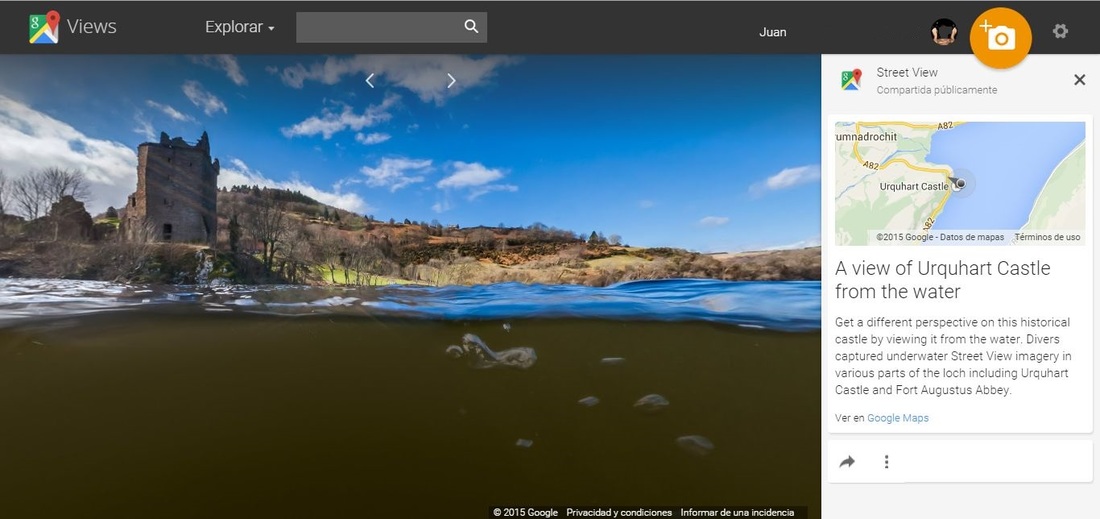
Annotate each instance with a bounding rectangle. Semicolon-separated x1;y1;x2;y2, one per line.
2;1;1097;54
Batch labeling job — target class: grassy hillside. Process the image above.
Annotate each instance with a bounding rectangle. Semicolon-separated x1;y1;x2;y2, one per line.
211;187;820;287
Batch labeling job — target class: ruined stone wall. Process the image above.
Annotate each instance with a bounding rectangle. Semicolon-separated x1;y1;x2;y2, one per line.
123;132;219;245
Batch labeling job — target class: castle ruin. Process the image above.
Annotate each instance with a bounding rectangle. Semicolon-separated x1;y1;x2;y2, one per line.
123;131;219;245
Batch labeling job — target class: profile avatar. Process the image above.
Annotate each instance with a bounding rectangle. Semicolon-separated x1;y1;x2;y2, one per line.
931;18;958;46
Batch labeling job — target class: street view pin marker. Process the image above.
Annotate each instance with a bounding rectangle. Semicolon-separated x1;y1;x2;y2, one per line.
948;177;966;191
46;10;60;30
852;69;862;83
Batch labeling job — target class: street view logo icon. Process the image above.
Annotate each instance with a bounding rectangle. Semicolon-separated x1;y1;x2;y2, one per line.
841;69;862;90
29;10;61;44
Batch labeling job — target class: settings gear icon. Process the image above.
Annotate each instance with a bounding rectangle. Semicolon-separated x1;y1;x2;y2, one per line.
1053;24;1069;39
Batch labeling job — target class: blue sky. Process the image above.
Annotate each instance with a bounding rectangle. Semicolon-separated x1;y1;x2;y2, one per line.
0;54;821;252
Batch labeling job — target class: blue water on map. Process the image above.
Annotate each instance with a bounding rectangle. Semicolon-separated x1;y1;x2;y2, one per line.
927;122;1085;230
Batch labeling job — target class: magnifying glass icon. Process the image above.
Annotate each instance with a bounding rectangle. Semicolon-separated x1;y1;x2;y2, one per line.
464;19;479;33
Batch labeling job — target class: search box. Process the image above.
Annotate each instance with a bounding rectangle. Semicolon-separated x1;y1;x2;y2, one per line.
296;12;487;44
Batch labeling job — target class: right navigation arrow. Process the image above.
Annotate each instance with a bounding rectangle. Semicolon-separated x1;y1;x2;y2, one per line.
447;73;456;89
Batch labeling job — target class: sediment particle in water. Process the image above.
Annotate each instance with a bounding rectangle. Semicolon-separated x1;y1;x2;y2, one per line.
502;323;512;332
444;345;464;359
578;396;600;407
676;435;714;456
515;438;534;448
599;357;626;366
633;394;670;413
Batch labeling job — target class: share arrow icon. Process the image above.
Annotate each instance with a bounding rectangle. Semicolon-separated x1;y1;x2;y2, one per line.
840;455;855;468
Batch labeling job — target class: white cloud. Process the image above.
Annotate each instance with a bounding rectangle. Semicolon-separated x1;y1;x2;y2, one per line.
358;157;431;192
436;161;503;188
145;100;195;122
750;164;820;196
638;199;655;209
715;236;822;254
220;158;370;214
132;112;156;141
431;200;451;214
698;216;730;227
355;132;391;145
469;183;518;200
279;55;522;105
407;123;420;132
264;65;279;75
182;80;227;116
188;55;248;86
0;93;138;215
436;161;518;201
282;93;398;139
762;236;821;250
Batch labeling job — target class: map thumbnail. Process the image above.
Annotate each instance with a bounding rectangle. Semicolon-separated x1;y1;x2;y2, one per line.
834;121;1087;245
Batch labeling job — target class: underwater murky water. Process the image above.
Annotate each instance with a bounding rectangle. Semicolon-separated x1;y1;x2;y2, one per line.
0;279;820;518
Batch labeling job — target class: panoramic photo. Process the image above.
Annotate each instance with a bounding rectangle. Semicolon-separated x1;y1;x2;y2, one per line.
0;54;822;516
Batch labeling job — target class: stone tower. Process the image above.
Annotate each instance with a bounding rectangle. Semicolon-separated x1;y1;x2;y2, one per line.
124;131;219;245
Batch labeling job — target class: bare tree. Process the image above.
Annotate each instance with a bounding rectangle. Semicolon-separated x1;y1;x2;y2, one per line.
425;258;449;286
342;238;367;285
467;228;495;244
316;226;346;284
0;170;10;216
340;236;385;285
40;168;91;203
528;222;548;241
608;234;622;246
278;224;312;284
449;256;481;285
242;192;291;272
12;174;48;220
351;237;392;285
342;238;362;285
9;168;90;221
0;170;13;237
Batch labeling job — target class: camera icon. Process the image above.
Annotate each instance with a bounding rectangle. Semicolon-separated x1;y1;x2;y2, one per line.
988;25;1016;50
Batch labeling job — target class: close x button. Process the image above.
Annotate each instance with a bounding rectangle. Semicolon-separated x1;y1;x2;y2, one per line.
1073;74;1086;86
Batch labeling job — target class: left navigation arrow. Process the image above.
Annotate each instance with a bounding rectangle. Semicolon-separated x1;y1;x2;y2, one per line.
365;73;375;88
